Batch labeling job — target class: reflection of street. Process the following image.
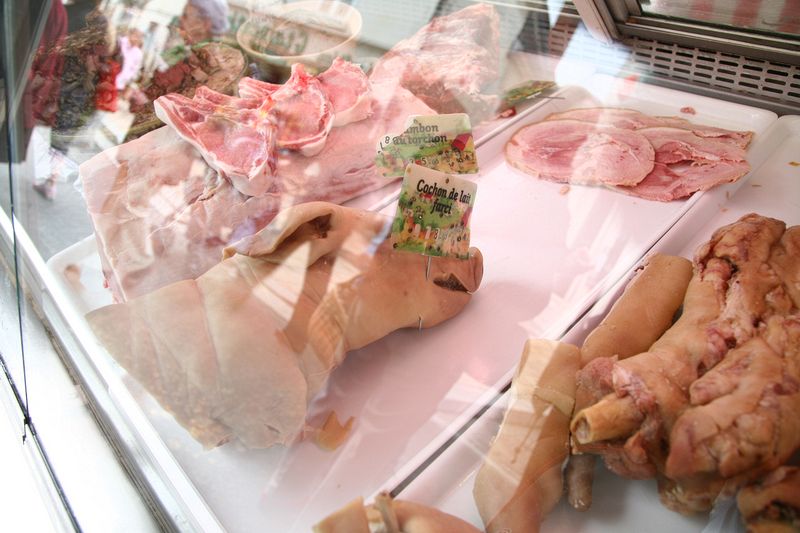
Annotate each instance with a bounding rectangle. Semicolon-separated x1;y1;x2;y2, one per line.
644;0;800;34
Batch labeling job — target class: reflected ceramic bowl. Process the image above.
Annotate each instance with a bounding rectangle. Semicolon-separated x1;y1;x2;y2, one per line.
236;0;362;78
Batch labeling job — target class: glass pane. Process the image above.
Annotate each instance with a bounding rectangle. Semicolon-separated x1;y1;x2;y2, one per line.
6;0;797;531
640;0;800;37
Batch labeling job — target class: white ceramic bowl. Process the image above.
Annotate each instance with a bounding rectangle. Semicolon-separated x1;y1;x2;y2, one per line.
237;0;362;77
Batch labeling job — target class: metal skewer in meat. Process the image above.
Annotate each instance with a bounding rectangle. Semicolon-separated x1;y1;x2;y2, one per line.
473;339;581;533
544;107;753;148
507;107;754;201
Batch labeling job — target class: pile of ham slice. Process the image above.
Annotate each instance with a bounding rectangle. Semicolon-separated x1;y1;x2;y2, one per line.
505;107;753;201
81;59;434;301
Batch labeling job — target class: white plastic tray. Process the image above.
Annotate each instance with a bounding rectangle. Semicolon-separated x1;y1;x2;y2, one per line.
45;79;778;532
397;115;800;531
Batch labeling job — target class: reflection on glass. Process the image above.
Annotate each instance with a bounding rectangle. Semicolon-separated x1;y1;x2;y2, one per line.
641;0;800;36
9;0;790;531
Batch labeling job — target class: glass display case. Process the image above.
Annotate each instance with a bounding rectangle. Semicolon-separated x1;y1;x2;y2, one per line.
1;1;798;531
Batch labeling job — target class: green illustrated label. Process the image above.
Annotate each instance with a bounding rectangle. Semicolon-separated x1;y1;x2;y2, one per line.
499;80;556;113
391;164;477;259
376;114;478;178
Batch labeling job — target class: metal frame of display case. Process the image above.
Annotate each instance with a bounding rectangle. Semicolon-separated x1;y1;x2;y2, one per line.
572;0;800;114
576;0;800;64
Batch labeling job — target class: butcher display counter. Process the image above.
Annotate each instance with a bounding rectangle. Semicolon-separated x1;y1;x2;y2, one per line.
1;0;798;531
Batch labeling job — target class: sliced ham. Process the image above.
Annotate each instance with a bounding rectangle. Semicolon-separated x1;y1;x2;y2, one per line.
545;107;753;148
545;108;662;130
656;118;753;148
505;119;655;186
612;160;751;201
238;59;372;128
269;63;334;156
193;85;260;110
527;107;753;201
637;127;748;164
317;57;372;126
153;93;277;197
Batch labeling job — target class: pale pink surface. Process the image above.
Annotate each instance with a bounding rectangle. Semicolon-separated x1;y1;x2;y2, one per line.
505;119;655;186
82;81;433;301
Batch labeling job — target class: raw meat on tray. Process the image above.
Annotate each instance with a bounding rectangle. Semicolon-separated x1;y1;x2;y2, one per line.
505;107;754;201
153;61;355;195
87;202;483;449
317;58;373;127
370;3;500;120
570;214;800;515
81;66;433;302
544;107;753;148
237;58;372;128
504;119;655;186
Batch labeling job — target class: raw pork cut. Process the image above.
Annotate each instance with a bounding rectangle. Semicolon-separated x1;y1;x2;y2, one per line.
237;77;281;99
81;80;434;301
153;92;277;197
504;119;655;186
570;214;800;514
156;62;337;189
317;57;372;126
237;58;372;128
545;107;753;148
369;3;500;119
268;63;334;156
87;202;483;448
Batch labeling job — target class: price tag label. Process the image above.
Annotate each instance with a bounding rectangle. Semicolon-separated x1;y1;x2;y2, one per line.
391;164;477;259
376;114;478;178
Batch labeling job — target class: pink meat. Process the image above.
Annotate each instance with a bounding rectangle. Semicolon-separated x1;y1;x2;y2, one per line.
546;107;752;148
193;86;261;110
317;57;372;126
237;77;281;100
369;3;500;119
153;93;276;197
545;108;664;130
504;119;655;186
81;82;434;301
613;160;751;201
238;59;371;128
269;63;334;156
638;127;748;165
